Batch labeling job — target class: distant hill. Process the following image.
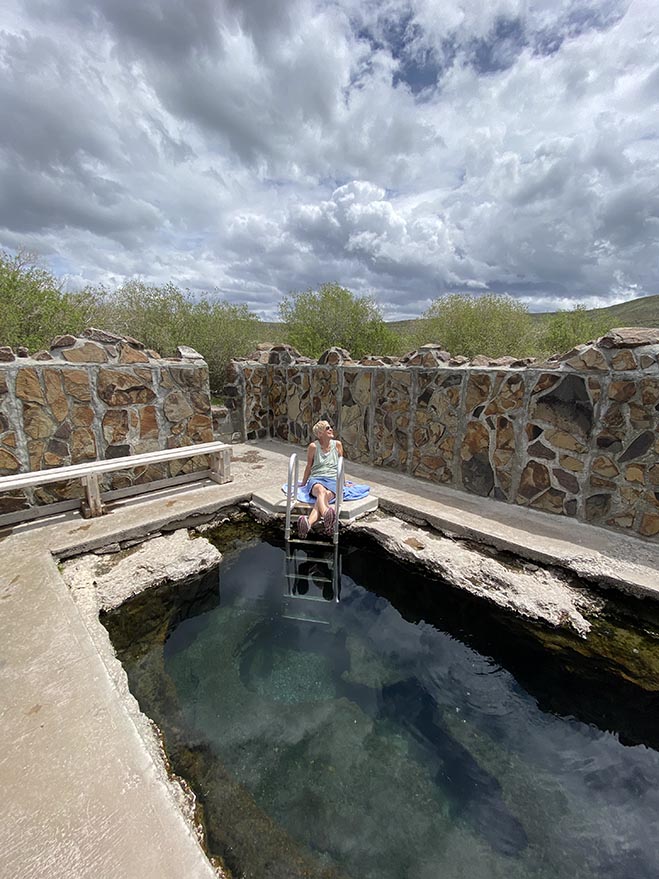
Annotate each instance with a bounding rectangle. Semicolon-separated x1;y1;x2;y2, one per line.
531;294;659;329
254;295;659;345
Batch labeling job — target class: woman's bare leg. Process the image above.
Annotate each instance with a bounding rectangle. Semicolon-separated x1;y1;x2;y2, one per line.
310;484;335;528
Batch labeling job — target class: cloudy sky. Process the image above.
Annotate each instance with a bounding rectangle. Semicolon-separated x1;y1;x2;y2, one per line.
1;0;658;319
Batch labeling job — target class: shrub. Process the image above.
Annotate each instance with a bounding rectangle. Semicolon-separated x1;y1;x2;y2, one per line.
539;304;612;356
279;283;401;359
420;293;534;358
0;250;93;350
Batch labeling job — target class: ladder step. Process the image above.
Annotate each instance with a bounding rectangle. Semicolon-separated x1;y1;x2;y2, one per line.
286;593;332;603
282;614;330;625
287;537;333;546
285;554;335;563
285;572;334;583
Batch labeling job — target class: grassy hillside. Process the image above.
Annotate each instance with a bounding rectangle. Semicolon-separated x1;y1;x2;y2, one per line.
531;294;659;329
255;295;659;344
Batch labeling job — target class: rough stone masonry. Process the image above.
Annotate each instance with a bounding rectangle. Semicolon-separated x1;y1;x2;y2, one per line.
0;328;213;515
224;328;659;540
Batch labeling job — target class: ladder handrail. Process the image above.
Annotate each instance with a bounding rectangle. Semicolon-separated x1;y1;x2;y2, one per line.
333;454;344;545
285;449;343;544
284;452;299;540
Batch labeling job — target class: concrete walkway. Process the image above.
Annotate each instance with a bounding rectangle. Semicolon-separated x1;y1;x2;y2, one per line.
2;440;658;879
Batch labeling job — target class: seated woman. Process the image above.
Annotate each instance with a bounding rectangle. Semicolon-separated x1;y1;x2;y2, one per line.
298;420;343;537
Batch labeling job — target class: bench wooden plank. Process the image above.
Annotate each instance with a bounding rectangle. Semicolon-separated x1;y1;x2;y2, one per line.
0;441;233;522
0;441;231;492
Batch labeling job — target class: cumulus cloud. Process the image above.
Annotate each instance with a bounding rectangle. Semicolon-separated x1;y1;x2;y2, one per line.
0;0;657;318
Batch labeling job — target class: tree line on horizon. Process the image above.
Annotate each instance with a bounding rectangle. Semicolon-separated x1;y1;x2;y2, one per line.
1;249;616;392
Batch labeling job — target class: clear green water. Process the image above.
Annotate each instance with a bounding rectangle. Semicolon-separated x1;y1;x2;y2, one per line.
109;534;659;879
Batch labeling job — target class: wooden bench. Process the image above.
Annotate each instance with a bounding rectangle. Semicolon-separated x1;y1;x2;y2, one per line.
0;441;232;526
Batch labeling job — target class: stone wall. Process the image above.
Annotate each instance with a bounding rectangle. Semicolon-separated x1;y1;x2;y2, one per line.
0;330;213;516
225;331;659;539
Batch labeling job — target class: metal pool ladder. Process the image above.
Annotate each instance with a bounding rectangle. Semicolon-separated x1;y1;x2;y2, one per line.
283;453;344;611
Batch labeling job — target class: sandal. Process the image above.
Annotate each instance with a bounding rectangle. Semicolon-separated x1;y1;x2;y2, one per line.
323;506;336;535
298;515;310;538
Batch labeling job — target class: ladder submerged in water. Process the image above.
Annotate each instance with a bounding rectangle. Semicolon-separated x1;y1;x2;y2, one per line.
282;453;343;617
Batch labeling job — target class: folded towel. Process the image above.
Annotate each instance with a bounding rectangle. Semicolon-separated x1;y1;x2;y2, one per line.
282;477;370;505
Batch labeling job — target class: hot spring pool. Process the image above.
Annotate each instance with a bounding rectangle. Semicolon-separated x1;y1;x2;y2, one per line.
105;528;659;879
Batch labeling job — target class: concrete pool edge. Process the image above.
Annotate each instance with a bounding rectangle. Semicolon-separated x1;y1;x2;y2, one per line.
2;440;659;879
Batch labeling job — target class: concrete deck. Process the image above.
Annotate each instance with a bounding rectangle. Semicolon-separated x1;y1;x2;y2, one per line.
2;439;659;879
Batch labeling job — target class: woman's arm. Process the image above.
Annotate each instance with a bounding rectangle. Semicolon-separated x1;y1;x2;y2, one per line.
300;442;316;485
336;440;344;457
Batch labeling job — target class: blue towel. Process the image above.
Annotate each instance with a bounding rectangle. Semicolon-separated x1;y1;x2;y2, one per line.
281;477;370;505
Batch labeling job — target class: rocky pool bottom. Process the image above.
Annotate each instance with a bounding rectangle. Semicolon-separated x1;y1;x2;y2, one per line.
103;518;659;879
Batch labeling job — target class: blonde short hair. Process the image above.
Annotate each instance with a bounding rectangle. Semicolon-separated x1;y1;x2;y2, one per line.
312;419;331;438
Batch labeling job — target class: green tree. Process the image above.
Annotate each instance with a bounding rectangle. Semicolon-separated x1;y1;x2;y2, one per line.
420;293;534;358
183;298;260;392
0;250;93;350
92;280;259;392
279;283;401;359
539;304;611;356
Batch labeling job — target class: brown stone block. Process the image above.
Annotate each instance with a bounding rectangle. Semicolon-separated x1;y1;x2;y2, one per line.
628;402;652;428
134;463;168;484
493;449;513;468
4;432;16;448
71;405;94;427
15;368;44;403
559;454;584;472
566;347;607;371
585;493;612;520
186;414;213;443
50;334;77;349
528;440;555;460
34;480;85;503
118;342;149;364
461;420;489;459
648;464;659;486
607;513;635;529
611;349;637;370
62;341;109;363
43;370;68;421
63;369;92;402
102;409;129;444
71;427;97;461
0;448;20;473
531;487;566;514
590;475;615;489
640;378;659;405
553;468;579;494
517;461;550;500
495;417;514;450
531;374;560;395
639;513;659;537
465;373;491;412
600;328;659;348
618;430;654;463
97;369;155;406
625;464;645;484
23;403;56;440
191;391;211;413
0;494;30;514
163;390;194;422
592;455;619;478
27;439;45;469
544;428;586;453
0;347;15;362
140;406;159;439
608;380;636;403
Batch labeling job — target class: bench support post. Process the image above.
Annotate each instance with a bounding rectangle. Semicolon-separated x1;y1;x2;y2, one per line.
209;448;232;485
82;473;105;518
